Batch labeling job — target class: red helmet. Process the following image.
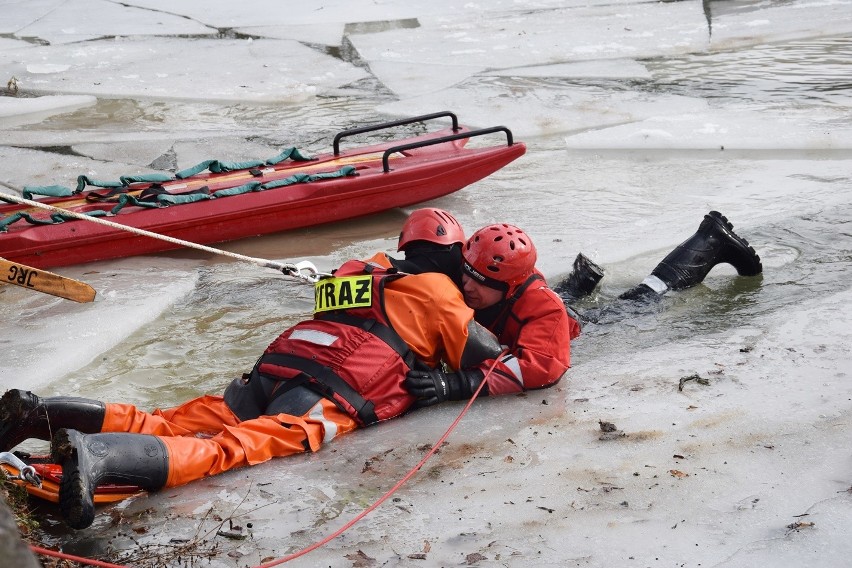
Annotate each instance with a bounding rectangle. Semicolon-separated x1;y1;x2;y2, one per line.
397;208;465;252
462;224;537;292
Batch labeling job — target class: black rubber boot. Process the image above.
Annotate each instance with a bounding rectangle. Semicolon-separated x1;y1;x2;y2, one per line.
552;253;605;301
52;429;169;530
620;211;762;302
0;389;105;452
651;211;762;290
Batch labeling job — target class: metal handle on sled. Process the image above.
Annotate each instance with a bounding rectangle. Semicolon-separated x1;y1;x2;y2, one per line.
333;111;460;155
381;126;515;173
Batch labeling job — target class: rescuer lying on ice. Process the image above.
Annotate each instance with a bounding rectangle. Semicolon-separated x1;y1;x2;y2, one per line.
0;210;579;530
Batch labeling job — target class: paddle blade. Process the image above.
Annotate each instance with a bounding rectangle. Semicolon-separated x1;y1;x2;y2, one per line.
1;257;96;303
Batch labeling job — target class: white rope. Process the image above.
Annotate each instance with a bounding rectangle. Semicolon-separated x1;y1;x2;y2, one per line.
0;188;328;283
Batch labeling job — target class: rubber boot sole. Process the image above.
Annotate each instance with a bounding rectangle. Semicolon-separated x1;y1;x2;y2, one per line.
52;429;96;530
705;211;762;276
0;390;42;452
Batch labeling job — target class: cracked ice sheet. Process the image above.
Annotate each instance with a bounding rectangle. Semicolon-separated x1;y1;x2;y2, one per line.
2;0;213;45
548;289;852;567
0;37;368;103
0;0;65;34
349;2;706;96
378;79;709;139
117;0;590;28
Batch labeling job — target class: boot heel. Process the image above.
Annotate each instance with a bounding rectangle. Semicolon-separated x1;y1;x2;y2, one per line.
53;429;169;530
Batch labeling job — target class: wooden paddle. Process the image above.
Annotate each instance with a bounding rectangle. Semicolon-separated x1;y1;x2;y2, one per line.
1;257;96;303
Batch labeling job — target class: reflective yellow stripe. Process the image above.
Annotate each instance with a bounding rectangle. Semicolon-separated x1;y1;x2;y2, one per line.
314;275;372;313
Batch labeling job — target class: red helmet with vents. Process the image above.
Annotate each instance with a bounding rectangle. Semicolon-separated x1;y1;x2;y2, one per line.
462;223;537;292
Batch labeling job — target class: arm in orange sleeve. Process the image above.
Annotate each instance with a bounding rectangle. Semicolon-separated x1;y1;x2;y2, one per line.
384;273;497;369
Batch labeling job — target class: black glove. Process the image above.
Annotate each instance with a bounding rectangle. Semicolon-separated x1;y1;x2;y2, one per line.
404;368;486;409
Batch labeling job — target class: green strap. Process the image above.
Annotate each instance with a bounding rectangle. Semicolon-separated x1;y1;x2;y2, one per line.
109;194;164;214
176;159;266;179
262;166;357;189
0;209;107;231
212;182;263;198
175;147;314;179
156;192;212;205
266;147;314;165
21;185;75;199
1;212;53;231
76;176;124;192
120;173;173;185
50;210;107;223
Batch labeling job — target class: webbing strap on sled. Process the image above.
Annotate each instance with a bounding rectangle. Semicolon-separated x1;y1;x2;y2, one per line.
1;165;356;230
19;146;315;198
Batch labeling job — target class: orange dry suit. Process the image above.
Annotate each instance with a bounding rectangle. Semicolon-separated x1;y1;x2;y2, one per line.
99;260;500;488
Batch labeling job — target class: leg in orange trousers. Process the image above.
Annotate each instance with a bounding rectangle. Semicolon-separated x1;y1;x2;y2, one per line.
102;396;357;487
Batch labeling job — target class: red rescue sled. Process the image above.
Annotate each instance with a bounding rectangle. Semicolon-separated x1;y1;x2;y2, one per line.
0;112;525;269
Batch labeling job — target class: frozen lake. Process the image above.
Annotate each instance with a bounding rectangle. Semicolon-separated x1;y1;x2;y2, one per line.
1;1;851;566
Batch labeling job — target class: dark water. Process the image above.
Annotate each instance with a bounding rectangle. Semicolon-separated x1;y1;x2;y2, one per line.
643;35;852;108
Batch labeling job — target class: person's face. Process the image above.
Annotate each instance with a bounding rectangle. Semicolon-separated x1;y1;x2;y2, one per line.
462;274;505;309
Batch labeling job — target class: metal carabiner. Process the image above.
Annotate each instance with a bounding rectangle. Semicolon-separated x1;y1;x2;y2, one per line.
0;451;42;488
282;260;332;284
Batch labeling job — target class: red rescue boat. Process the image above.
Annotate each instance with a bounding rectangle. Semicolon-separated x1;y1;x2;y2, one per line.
0;112;525;269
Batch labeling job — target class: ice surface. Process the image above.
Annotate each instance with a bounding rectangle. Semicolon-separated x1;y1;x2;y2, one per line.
7;0;213;45
0;37;368;102
1;0;851;567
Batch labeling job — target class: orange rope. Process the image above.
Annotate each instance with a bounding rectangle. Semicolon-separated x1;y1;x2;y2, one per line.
253;354;504;567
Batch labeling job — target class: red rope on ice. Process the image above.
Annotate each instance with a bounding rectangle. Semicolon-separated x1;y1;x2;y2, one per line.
30;544;127;567
253;354;505;567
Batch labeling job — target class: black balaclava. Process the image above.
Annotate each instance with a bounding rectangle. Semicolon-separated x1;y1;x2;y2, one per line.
390;242;465;290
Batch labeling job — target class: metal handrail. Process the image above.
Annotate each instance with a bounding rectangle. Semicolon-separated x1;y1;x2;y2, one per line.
381;126;515;173
333;111;460;155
